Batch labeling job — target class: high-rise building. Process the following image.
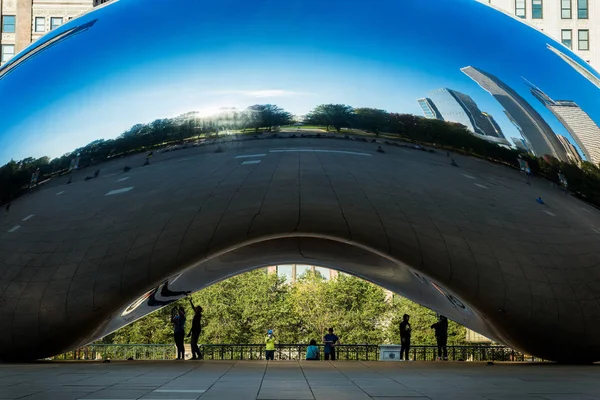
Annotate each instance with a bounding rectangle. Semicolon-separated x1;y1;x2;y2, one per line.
427;88;510;146
546;44;600;89
526;79;600;165
482;112;506;138
461;66;568;161
0;0;94;66
557;134;584;164
477;0;599;69
417;97;444;120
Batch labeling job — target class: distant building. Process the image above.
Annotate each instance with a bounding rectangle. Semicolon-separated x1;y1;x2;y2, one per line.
557;134;584;164
466;328;493;343
417;98;444;120
477;0;599;69
266;265;340;283
461;66;567;161
526;80;600;165
1;0;94;66
482;112;505;138
427;88;510;146
511;136;532;153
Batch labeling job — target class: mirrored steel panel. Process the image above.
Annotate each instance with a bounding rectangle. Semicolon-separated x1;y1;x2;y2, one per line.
1;0;600;362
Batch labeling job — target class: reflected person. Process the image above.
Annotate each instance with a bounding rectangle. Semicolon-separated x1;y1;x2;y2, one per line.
431;315;448;361
171;306;186;360
187;298;203;360
400;314;411;361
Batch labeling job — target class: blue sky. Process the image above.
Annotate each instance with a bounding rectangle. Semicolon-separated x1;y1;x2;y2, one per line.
0;0;598;164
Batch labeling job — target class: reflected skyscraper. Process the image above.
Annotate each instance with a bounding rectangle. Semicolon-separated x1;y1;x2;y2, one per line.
526;80;600;166
427;88;510;146
557;134;584;165
461;66;567;161
546;44;600;89
417;98;444;120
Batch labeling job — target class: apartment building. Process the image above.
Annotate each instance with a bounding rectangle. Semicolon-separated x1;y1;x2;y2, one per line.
0;0;94;66
479;0;599;68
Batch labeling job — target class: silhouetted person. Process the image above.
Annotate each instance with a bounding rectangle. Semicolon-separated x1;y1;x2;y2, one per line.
172;306;186;360
431;315;448;360
5;202;10;214
306;339;320;360
265;330;276;361
323;328;339;361
400;314;411;361
187;298;203;360
94;169;100;178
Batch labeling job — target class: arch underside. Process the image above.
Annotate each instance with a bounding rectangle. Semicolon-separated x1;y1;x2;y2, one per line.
1;138;600;362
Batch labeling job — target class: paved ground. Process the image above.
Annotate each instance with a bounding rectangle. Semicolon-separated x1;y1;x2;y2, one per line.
1;360;600;400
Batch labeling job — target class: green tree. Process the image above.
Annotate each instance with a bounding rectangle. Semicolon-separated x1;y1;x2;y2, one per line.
353;108;390;135
305;104;354;132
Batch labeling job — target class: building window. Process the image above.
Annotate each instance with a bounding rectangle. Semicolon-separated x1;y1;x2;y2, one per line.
35;17;46;33
532;0;543;18
577;0;588;18
515;0;526;18
578;29;589;50
2;15;16;33
1;44;15;63
50;17;63;30
561;29;573;49
562;0;572;18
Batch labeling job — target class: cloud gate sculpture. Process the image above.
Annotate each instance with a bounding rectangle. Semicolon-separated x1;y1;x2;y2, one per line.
1;0;600;363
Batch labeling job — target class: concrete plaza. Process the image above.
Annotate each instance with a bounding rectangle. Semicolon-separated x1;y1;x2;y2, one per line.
1;360;600;400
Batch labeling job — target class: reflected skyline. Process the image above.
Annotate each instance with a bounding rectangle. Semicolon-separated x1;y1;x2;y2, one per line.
0;0;598;165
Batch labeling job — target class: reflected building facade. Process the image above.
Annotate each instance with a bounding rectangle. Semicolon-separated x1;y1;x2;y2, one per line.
461;66;567;161
417;97;444;120
527;80;600;165
0;0;94;66
557;134;584;164
478;0;599;68
427;88;510;146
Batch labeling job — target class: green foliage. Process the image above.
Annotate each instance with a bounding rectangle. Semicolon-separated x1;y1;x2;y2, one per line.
102;269;469;346
304;104;355;132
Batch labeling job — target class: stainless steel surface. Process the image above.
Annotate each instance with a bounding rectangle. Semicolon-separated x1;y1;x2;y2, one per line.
1;0;599;362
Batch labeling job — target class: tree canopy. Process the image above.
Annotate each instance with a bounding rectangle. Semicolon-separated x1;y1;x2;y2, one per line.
102;269;468;346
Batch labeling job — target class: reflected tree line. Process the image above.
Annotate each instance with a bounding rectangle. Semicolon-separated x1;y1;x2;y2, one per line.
1;103;600;207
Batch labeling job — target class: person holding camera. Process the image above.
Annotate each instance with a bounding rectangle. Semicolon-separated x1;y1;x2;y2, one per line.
265;330;276;361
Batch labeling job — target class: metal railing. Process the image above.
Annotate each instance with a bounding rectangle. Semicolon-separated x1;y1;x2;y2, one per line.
54;344;545;362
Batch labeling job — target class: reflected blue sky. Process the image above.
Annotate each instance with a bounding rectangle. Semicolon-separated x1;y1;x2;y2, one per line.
0;0;598;163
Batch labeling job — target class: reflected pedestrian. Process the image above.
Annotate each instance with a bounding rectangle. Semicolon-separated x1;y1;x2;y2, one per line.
431;315;448;361
323;328;339;361
400;314;411;361
265;329;276;361
187;298;203;360
171;306;186;360
306;339;320;361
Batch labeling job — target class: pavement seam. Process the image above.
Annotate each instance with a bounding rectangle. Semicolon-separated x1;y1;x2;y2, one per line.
297;360;317;400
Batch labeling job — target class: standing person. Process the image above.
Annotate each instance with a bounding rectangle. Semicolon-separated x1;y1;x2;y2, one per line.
187;298;203;360
265;330;276;361
399;314;412;361
323;328;339;361
171;306;186;360
306;339;320;361
431;315;449;361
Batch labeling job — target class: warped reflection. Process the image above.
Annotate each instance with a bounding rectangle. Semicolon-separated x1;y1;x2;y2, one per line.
0;0;599;363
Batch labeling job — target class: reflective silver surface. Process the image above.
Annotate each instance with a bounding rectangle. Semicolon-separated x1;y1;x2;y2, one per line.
1;0;600;362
